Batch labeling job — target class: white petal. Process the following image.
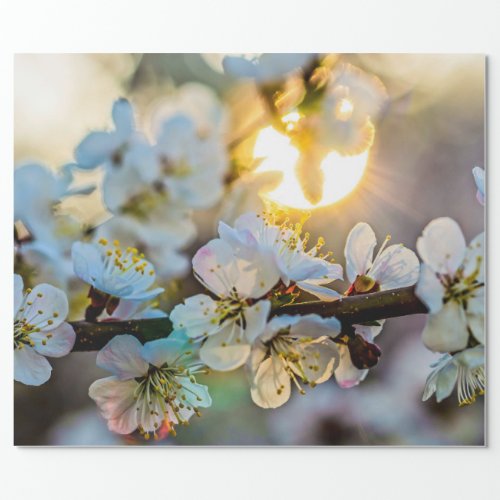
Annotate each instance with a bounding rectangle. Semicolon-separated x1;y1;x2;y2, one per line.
96;335;149;379
250;356;291;408
72;242;104;287
243;300;271;343
170;294;221;338
344;222;377;283
334;345;368;388
112;98;135;136
300;340;339;384
178;378;212;408
75;131;120;169
455;345;484;369
31;322;75;357
415;264;445;314
141;336;189;368
19;284;69;331
192;239;237;297
354;321;384;341
14;346;52;386
369;244;420;289
199;322;251;371
416;217;466;275
422;302;469;353
467;292;485;345
435;362;459;402
289;314;341;339
14;274;24;316
89;377;139;434
462;232;484;283
296;281;341;301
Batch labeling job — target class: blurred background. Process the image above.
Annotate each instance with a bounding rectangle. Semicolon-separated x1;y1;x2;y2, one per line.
14;53;485;445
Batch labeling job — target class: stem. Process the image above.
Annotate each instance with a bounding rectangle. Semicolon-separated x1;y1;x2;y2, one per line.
70;286;428;352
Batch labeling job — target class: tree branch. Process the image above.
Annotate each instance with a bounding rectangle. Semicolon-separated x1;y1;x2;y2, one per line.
70;286;428;352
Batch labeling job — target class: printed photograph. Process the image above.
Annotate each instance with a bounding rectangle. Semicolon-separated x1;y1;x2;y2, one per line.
14;53;485;445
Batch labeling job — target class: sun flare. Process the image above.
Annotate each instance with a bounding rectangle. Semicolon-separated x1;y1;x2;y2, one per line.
253;126;371;210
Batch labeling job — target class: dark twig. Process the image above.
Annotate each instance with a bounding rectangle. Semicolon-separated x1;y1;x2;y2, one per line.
70;286;427;352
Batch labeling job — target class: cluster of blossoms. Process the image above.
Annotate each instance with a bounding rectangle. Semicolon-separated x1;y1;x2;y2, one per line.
76;87;229;280
413;167;485;406
171;211;420;408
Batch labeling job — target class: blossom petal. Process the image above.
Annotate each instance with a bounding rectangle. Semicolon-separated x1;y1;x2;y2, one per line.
301;340;339;384
75;131;120;169
467;291;485;345
462;232;484;283
415;264;445;314
31;322;76;357
250;356;291;408
334;344;368;388
456;345;484;369
112;98;135;137
20;284;68;331
422;301;469;353
14;274;24;315
192;239;237;297
200;322;251;371
344;222;377;283
96;335;149;379
296;281;341;301
178;378;212;408
290;314;341;339
14;346;52;386
369;244;419;290
89;377;139;434
244;300;271;344
435;361;459;403
170;294;221;339
72;242;105;287
141;336;190;368
416;217;466;275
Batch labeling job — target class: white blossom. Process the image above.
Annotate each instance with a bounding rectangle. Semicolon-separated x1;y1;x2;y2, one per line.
249;314;340;408
422;346;484;406
335;222;419;388
170;238;275;371
89;333;211;439
153;114;228;209
416;217;484;353
14;274;75;386
219;212;343;301
72;239;164;301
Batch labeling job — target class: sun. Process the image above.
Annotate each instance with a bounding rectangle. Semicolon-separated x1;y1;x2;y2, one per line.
253;126;371;210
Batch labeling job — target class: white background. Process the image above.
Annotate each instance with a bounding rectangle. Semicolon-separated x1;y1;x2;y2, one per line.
1;0;499;498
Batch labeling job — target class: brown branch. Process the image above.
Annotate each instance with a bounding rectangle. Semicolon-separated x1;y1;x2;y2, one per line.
70;286;428;352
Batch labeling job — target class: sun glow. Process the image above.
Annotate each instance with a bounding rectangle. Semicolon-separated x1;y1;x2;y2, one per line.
253;126;371;210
